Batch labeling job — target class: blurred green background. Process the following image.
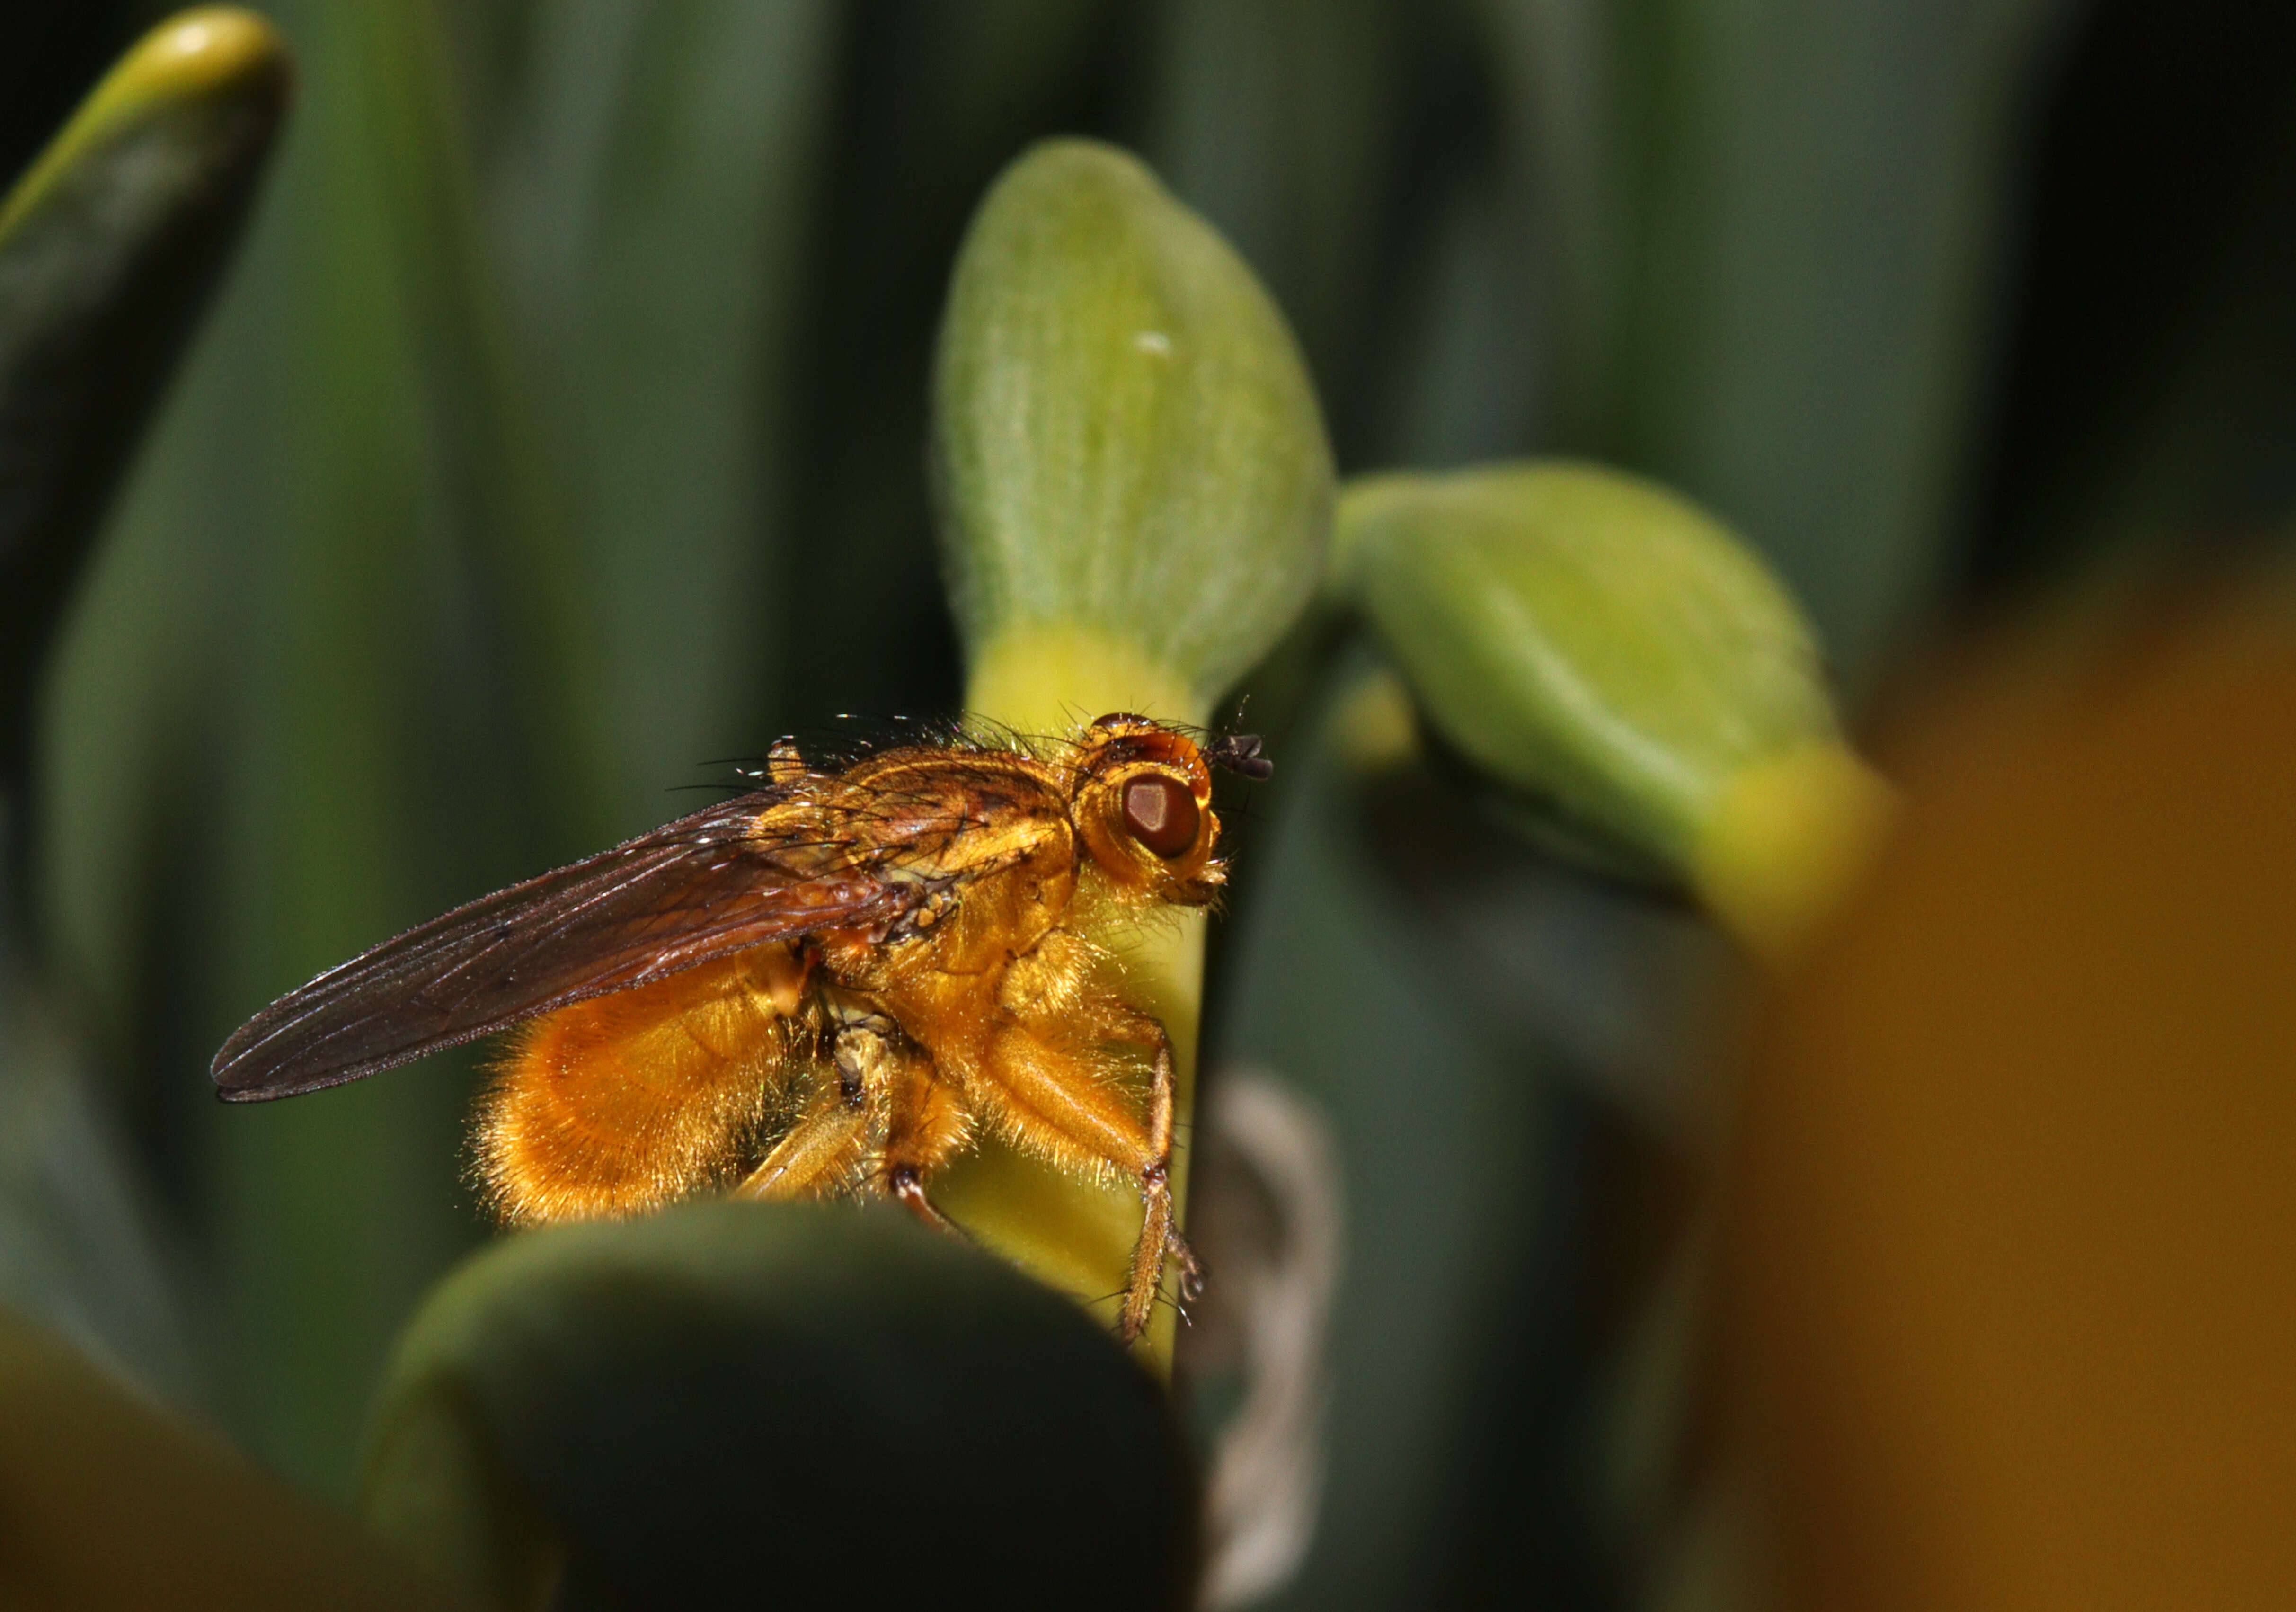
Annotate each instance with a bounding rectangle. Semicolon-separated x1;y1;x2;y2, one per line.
3;2;2292;1608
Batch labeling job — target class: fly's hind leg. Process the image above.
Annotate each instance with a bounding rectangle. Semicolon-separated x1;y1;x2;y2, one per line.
734;1006;886;1202
732;1079;867;1202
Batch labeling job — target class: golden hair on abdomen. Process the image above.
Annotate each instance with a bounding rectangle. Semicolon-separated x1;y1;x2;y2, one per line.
477;944;810;1221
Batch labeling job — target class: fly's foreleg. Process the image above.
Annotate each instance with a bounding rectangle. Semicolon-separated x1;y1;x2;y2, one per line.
975;1012;1197;1344
1101;1010;1204;1313
1127;1031;1199;1339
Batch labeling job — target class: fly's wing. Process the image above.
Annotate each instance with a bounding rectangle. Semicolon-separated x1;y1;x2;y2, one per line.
212;794;905;1101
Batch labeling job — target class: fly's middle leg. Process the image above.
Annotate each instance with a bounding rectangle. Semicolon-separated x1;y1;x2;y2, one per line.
878;1043;973;1236
735;1002;973;1240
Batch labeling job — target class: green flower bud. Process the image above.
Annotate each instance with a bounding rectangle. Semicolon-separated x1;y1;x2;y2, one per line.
361;1204;1195;1611
932;137;1332;733
0;7;289;773
1336;461;1892;959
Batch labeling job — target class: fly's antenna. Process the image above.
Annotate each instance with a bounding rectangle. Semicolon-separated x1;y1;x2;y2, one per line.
1204;732;1273;781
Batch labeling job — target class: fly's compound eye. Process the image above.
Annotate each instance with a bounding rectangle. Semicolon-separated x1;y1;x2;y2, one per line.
1122;775;1200;858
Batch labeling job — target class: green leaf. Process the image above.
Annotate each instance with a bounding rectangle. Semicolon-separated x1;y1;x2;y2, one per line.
1336;460;1890;957
461;0;840;845
41;0;543;1496
361;1202;1197;1611
0;925;200;1401
0;6;289;779
1484;0;2075;679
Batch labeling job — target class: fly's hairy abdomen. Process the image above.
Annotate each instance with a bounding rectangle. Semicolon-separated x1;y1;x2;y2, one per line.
479;943;813;1222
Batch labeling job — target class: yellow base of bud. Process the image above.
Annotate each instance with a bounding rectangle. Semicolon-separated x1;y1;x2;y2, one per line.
942;624;1209;1372
1693;743;1898;968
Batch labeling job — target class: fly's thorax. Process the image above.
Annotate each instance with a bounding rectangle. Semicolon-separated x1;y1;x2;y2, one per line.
837;750;1078;968
815;843;1080;997
832;748;1070;874
1067;713;1224;906
934;839;1078;976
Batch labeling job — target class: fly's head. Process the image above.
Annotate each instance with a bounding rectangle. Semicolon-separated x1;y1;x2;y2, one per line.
1069;712;1261;907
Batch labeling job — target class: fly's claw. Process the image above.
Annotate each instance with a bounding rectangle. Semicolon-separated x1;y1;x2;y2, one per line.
1171;1231;1206;1305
